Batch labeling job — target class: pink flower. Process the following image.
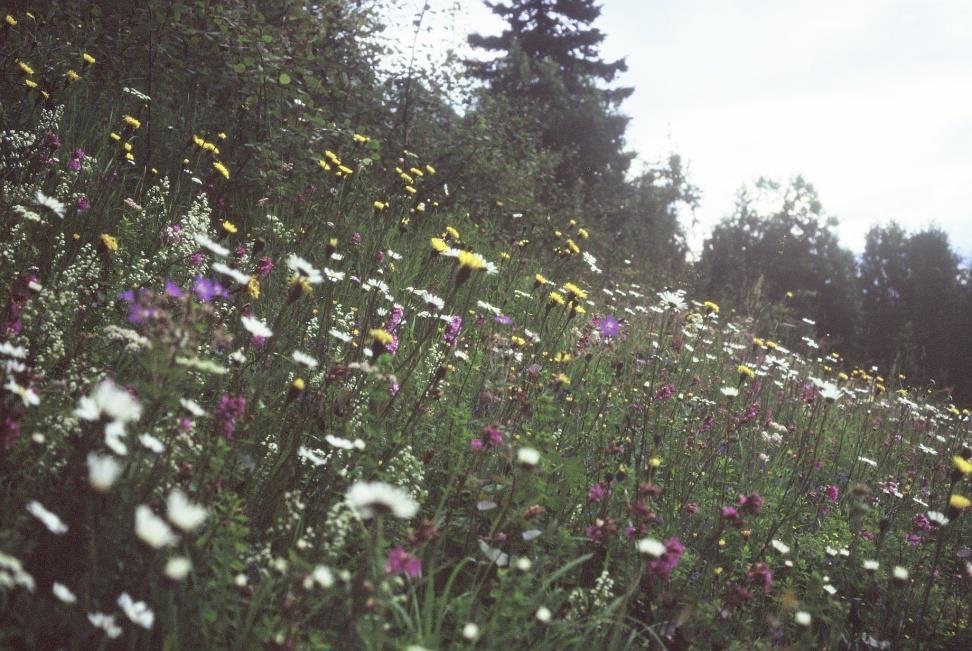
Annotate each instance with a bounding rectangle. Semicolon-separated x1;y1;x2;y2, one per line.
588;482;610;504
385;547;421;579
647;537;685;582
824;484;840;502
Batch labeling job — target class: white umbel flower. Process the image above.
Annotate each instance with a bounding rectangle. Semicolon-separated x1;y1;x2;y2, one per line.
87;452;123;492
166;489;208;531
118;592;154;629
135;505;179;548
26;501;68;534
345;481;419;519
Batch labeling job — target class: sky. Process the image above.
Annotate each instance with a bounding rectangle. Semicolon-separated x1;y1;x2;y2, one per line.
384;0;972;259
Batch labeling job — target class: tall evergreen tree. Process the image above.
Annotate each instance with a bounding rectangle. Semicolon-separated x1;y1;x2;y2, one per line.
467;0;634;199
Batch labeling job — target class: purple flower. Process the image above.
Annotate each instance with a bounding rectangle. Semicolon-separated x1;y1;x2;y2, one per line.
214;394;246;439
654;384;676;402
494;314;513;325
737;493;765;515
189;252;204;268
824;484;840;503
119;288;156;324
443;315;462;347
75;195;91;214
597;314;620;338
648;537;685;582
67;158;81;171
385;546;421;579
255;256;274;279
351;232;362;247
164;280;183;298
193;276;228;303
747;562;773;594
721;506;739;520
588;482;610;504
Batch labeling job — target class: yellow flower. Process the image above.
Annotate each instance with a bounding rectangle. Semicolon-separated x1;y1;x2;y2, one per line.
404;185;417;194
213;161;230;180
444;226;460;240
82;52;96;64
838;372;849;382
752;337;764;348
409;166;424;177
337;165;353;175
573;304;586;316
949;494;971;510
65;69;80;82
222;220;237;234
425;164;436;175
649;457;662;468
324;150;340;163
99;234;119;253
555;373;571;386
562;282;587;301
511;335;526;347
5;14;17;26
765;340;778;350
370;328;394;346
953;455;972;476
457;250;486;271
566;239;580;254
247;277;260;299
400;173;413;184
577;228;589;239
123;115;141;129
703;301;720;314
534;273;548;286
124;152;134;162
123;142;133;153
24;79;37;89
499;251;511;260
737;364;755;380
292;377;306;391
373;200;386;210
18;61;34;75
553;352;572;364
548;291;565;307
353;133;370;143
430;237;448;254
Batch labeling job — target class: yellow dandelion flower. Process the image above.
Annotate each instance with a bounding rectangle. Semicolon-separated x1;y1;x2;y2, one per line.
247;277;260;299
534;273;548;286
562;282;588;301
703;301;720;314
566;239;580;254
553;352;572;364
123;115;141;129
404;185;417;194
457;250;486;271
499;252;511;260
370;328;394;346
18;61;34;75
430;237;448;254
99;234;119;253
5;14;17;26
338;164;353;175
445;226;460;240
577;227;589;239
222;220;237;234
555;373;571;386
573;304;586;316
953;455;972;476
400;172;414;184
123;142;133;153
353;133;369;143
324;150;340;163
24;79;37;89
737;364;755;380
65;69;80;81
409;167;423;177
548;291;566;307
765;340;778;350
425;164;436;174
949;494;971;510
372;200;386;210
649;457;662;468
124;152;134;162
752;337;765;348
213;161;230;180
82;52;96;64
292;377;306;391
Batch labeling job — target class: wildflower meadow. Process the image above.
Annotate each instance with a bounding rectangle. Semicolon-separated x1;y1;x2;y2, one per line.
1;4;971;650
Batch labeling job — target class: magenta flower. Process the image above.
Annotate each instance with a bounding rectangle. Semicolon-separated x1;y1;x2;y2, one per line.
737;493;765;515
193;276;228;302
255;256;274;279
647;537;685;582
385;546;421;579
721;506;739;520
214;394;246;439
747;562;773;594
588;482;610;504
824;484;840;502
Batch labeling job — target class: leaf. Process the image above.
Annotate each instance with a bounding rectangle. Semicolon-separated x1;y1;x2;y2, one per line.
278;72;291;85
233;63;246;73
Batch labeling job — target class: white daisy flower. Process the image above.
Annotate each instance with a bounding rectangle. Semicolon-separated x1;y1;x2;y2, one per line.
241;315;273;338
795;611;812;626
516;447;540;468
35;190;66;218
75;380;142;423
52;581;77;603
858;456;878;467
286;254;323;283
770;539;790;555
636;537;666;558
179;398;206;417
87;452;123;492
138;433;165;454
26;501;68;534
329;329;353;343
212;262;251;285
118;592;154;629
4;378;39;406
345;481;419;519
292;351;318;369
323;267;345;283
104;421;129;456
135;505;179;549
193;233;229;257
164;557;192;581
720;386;739;398
863;559;879;571
166;489;208;531
0;342;28;358
88;612;122;639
